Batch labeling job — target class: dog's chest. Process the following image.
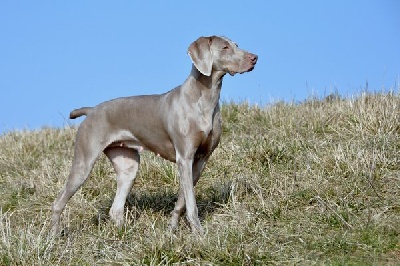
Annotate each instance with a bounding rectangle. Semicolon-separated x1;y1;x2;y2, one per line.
195;86;221;134
195;98;219;136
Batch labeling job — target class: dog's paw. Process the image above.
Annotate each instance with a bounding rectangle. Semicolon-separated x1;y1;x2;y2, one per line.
109;208;124;228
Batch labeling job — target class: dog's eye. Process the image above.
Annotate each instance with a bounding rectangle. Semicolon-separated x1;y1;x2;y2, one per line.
222;46;229;50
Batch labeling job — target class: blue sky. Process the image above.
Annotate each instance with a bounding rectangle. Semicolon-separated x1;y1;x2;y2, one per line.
1;1;399;133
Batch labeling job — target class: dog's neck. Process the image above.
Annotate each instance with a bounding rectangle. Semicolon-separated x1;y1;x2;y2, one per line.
190;65;226;86
189;65;225;106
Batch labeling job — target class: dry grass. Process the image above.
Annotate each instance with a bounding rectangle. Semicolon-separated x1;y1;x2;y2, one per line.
1;92;399;265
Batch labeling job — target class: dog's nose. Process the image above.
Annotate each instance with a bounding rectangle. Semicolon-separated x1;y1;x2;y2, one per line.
249;53;258;64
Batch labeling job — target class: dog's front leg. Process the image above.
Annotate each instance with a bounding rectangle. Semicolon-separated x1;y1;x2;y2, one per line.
176;156;203;234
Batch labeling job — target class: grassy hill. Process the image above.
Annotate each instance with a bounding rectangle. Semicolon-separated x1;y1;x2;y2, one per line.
0;92;399;265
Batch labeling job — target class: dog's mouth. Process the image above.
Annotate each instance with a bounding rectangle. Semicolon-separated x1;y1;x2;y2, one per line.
241;65;256;74
229;64;256;76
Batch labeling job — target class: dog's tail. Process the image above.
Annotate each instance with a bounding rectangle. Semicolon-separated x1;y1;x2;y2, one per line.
69;107;93;119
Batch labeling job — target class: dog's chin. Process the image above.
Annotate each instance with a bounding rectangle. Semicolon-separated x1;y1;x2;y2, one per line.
227;63;257;76
234;65;256;75
237;67;254;75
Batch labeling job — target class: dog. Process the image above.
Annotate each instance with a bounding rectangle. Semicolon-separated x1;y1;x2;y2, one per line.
51;36;258;234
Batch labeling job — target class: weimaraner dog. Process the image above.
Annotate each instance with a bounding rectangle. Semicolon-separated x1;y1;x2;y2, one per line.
51;36;257;234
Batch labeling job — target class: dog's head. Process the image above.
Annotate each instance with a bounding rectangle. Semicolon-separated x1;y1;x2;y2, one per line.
188;36;258;76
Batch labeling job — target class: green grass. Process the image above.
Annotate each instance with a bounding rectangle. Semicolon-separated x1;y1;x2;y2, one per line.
0;92;399;265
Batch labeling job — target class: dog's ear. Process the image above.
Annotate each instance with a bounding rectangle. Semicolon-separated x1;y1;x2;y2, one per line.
188;37;212;76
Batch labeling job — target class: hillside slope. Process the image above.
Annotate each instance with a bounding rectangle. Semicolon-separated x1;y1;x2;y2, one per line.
0;92;399;265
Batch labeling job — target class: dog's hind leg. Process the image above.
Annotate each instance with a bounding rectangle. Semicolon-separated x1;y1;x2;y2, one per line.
51;126;105;234
104;147;140;227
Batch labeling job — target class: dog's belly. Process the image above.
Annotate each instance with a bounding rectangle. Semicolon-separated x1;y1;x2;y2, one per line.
109;138;176;162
